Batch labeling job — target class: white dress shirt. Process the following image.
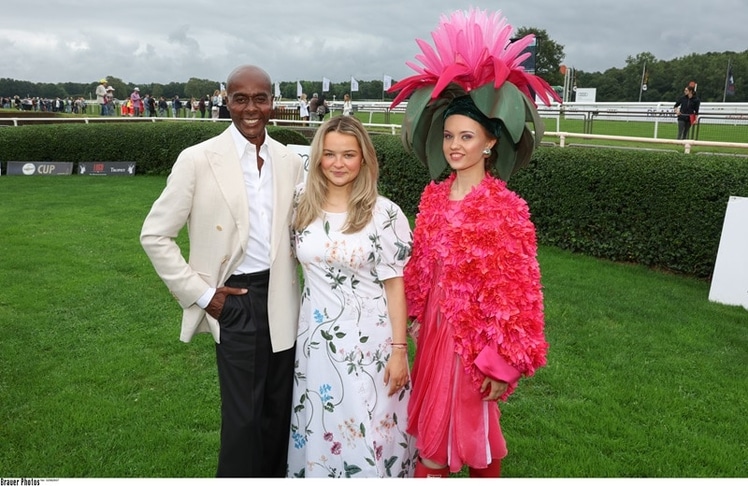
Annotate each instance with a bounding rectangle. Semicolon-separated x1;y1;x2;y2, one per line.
196;124;274;308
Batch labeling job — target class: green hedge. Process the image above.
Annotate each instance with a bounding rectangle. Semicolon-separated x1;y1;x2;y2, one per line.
508;147;748;279
2;124;746;279
372;133;432;216
0;122;309;175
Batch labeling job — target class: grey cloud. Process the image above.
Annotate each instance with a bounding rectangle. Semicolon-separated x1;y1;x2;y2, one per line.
0;0;744;84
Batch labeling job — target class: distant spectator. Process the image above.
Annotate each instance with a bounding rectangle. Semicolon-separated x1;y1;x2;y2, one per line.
142;93;151;117
316;94;329;121
309;92;320;122
342;93;353;116
218;90;230;119
130;88;142;117
673;84;700;140
96;78;108;115
172;95;182;117
189;97;198;118
147;94;156;117
210;89;221;119
157;96;168;117
298;93;309;124
198;96;207;118
105;86;115;116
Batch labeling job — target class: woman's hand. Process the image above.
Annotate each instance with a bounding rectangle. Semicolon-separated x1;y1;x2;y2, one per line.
480;376;509;401
384;347;410;397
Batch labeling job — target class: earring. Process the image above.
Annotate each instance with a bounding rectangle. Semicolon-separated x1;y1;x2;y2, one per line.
483;148;491;156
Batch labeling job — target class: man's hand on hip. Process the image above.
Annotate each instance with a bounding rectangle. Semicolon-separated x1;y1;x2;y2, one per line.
206;286;248;319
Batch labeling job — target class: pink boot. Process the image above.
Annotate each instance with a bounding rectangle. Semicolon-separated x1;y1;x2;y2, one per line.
468;460;501;478
414;460;450;478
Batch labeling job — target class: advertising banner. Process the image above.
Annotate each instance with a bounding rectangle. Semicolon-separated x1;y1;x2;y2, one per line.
78;162;136;176
6;161;73;176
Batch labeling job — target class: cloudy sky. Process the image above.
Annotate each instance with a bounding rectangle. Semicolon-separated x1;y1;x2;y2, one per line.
1;0;745;86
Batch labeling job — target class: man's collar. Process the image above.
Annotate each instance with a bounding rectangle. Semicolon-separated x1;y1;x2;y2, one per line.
229;124;269;158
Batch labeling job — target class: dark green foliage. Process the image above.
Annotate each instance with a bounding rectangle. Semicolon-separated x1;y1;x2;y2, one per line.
508;147;748;279
0;122;309;175
371;133;431;216
2;125;745;279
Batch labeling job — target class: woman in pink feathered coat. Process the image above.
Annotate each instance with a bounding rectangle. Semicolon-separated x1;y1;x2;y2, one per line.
403;95;549;478
389;9;559;478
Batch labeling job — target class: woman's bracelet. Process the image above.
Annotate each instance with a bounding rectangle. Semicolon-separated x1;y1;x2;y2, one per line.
390;342;408;348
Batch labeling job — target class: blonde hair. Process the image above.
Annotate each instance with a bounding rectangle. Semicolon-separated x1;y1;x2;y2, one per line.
294;116;379;234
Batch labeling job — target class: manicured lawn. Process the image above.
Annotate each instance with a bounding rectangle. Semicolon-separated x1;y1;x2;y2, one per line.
0;176;745;477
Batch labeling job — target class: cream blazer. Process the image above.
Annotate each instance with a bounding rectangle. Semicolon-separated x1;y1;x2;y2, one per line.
140;128;304;352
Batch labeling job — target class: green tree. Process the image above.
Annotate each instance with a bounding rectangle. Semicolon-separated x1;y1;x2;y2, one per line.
160;81;187;100
574;50;748;102
624;52;658;101
515;27;565;86
185;77;220;100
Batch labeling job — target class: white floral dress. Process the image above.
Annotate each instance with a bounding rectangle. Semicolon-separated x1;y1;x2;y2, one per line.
286;193;416;478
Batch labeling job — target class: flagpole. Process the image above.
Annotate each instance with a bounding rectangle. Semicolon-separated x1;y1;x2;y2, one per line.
638;61;646;102
723;59;731;102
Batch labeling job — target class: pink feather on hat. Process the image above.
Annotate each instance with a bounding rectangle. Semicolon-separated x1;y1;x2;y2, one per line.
389;8;560;108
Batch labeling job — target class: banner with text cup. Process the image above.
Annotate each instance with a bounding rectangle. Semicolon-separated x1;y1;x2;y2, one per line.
6;161;73;176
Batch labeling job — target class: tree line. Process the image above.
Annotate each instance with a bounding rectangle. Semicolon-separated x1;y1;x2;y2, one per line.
1;32;745;105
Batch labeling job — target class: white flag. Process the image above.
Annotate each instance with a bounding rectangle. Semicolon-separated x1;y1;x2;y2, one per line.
383;75;393;91
274;82;281;97
219;83;226;93
296;81;302;98
351;77;359;92
322;77;330;92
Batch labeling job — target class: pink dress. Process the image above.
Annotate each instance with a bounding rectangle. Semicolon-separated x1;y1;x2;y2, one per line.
404;174;548;473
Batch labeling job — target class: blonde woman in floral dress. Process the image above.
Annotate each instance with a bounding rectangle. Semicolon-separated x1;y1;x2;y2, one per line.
286;115;416;478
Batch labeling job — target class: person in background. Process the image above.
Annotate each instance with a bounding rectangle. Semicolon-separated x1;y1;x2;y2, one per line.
147;94;157;117
96;78;108;116
187;96;196;118
286;115;416;477
389;8;552;478
308;92;320;123
218;89;230;119
211;89;221;119
342;93;353;116
316;94;329;121
172;95;182;117
157;96;168;117
130;87;142;117
298;93;309;125
142;93;152;117
105;86;115;116
198;96;207;118
140;64;304;477
674;84;700;140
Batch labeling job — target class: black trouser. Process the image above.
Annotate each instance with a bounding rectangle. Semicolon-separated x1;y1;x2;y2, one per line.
215;270;295;477
677;117;692;140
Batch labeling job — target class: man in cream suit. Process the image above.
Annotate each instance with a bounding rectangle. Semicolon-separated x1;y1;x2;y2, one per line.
141;65;304;477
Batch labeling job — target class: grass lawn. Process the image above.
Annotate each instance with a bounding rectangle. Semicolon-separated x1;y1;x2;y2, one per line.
0;176;746;478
